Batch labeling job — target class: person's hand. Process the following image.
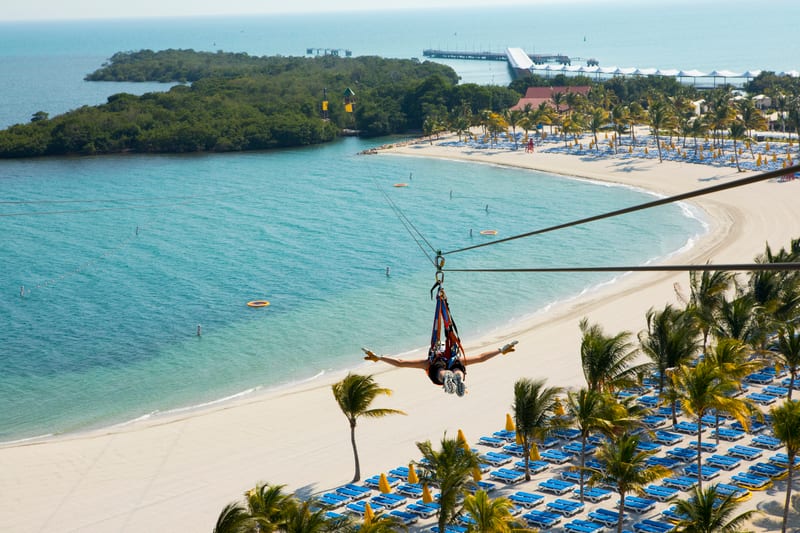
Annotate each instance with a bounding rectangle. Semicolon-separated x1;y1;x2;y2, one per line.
499;340;518;354
362;348;380;362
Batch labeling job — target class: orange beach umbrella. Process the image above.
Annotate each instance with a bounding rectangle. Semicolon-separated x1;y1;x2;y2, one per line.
363;502;375;525
505;413;516;432
422;484;434;503
407;464;419;485
457;429;470;451
378;472;392;494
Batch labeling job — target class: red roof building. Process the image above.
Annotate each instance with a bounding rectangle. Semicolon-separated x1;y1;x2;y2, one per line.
511;86;591;111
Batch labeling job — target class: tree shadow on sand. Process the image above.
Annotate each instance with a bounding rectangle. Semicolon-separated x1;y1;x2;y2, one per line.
751;482;800;531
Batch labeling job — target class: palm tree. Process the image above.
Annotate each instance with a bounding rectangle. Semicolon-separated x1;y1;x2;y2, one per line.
774;322;800;400
566;388;618;502
416;435;481;532
281;499;340;533
647;97;675;162
579;318;642;392
462;489;514;532
770;399;800;533
670;362;752;490
589;432;670;533
738;98;767;159
713;294;759;346
332;373;406;482
639;304;701;420
628;101;647;145
214;502;253;533
513;377;562;481
588;107;609;151
728;120;747;172
246;483;292;532
504;108;523;149
687;269;734;354
704;338;760;396
672;484;756;532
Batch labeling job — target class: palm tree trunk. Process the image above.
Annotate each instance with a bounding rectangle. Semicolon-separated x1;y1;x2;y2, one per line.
349;420;361;482
734;140;741;171
579;434;587;503
789;372;796;401
617;489;626;533
523;438;532;481
782;452;794;533
696;421;704;491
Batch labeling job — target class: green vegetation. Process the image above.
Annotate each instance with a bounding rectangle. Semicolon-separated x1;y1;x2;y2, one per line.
0;49;521;158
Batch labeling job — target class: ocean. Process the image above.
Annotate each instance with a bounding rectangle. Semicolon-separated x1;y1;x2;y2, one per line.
3;0;791;441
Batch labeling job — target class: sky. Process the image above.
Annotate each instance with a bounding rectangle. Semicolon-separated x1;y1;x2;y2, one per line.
2;0;562;22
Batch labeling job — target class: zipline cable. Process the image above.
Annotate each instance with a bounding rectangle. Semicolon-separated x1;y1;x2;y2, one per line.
373;180;438;267
443;262;800;274
443;164;800;257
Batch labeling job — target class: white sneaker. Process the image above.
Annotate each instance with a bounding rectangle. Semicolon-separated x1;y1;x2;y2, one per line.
442;371;456;394
454;373;466;397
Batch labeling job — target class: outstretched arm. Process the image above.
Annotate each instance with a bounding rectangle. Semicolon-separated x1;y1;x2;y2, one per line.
362;348;428;369
464;341;518;365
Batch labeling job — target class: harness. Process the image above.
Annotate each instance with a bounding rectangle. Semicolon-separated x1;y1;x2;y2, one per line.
428;254;466;373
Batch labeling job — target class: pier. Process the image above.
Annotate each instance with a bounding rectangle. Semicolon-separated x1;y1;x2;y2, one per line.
423;48;572;66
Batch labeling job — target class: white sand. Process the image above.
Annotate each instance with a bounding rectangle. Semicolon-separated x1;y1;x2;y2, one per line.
1;138;797;532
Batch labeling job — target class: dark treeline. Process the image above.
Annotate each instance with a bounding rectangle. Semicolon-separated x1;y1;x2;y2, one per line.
0;50;519;158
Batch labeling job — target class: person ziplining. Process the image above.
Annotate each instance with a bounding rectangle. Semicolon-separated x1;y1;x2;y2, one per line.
362;273;517;396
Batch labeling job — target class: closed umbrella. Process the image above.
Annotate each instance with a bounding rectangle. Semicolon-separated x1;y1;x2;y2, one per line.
472;466;483;481
407;464;419;485
378;472;392;494
422;483;434;503
457;429;470;451
505;413;515;432
363;502;375;525
530;442;541;461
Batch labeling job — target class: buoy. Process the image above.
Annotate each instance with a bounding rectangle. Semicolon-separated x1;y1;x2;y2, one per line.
480;230;498;236
247;300;270;308
393;183;408;187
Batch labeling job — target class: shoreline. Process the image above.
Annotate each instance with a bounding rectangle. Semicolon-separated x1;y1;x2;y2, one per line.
1;138;797;532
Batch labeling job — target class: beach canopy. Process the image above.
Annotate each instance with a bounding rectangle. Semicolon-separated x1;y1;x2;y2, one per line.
656;68;680;77
709;69;742;78
378;473;392;494
741;70;762;78
505;413;516;432
678;69;707;77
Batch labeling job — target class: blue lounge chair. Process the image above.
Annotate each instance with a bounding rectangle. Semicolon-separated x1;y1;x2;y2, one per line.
690;440;718;453
554;428;582;441
638;395;659;408
540;436;560;448
574;486;612;502
732;472;772;489
325;510;346;521
406;502;438;518
388;466;409;480
502;443;525;456
335;486;370;500
747;392;777;405
388;509;418;525
728;444;764;461
395;483;423;498
657;405;682;417
769;453;800;468
480;452;512;466
731;419;767;434
646;456;681;469
749;462;788;479
319;492;350;508
538;477;576;495
745;372;773;385
563;441;597;456
673;421;701;435
751;434;783;450
541;449;572;464
654;430;683;446
699;414;718;427
478;435;506;447
667;447;698;462
643;415;668;429
711;427;745;441
715;483;750;501
523;509;562;528
565;518;604;533
684;463;720;480
643;484;679;502
637;441;662;453
513;459;549;474
588;507;627;527
371;494;405;509
492;429;516;442
507;491;544;508
662;476;697;491
763;385;789;397
346;500;384;516
429;526;467;533
561;469;590;484
489;468;524;484
706;454;741;470
473;480;496;494
622;495;657;513
364;475;401;489
661;505;689;523
633;518;676;533
546;498;584;516
782;377;800;389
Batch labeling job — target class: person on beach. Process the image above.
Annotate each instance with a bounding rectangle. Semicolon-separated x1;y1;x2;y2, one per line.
362;341;518;396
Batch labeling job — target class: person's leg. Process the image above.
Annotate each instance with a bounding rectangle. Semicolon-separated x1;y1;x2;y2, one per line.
452;370;466;397
440;369;456;394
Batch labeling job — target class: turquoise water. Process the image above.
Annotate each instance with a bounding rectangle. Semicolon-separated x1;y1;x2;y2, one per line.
6;1;787;440
0;139;703;441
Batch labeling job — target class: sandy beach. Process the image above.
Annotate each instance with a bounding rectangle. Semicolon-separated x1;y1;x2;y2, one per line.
1;137;798;532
